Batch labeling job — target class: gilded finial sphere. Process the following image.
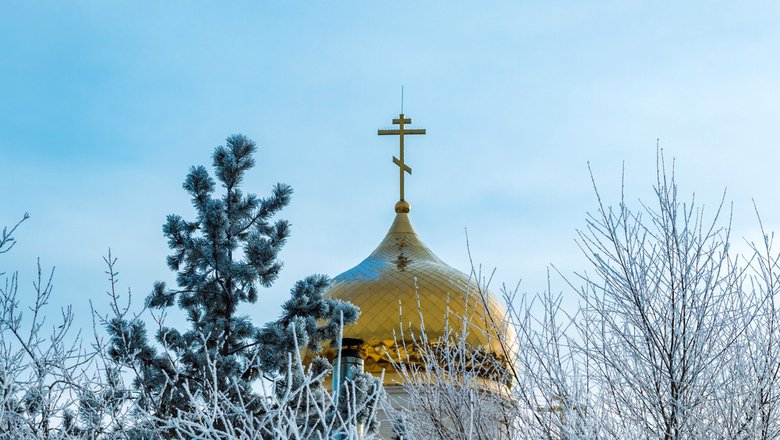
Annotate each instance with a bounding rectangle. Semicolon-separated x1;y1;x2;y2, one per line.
394;200;411;213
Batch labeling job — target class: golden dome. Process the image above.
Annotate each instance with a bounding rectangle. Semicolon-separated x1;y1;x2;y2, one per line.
320;208;513;386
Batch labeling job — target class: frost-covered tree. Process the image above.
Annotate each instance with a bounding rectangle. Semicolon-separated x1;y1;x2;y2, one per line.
1;214;96;440
574;158;753;439
105;134;368;436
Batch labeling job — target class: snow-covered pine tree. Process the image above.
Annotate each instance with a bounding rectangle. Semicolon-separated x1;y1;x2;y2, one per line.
105;134;373;436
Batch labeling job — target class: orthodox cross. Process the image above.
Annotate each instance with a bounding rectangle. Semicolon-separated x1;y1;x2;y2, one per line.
378;113;426;203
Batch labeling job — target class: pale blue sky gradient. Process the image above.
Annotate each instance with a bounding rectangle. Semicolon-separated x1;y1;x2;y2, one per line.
2;1;780;331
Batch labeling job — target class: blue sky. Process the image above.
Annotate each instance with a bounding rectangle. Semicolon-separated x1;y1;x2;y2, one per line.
2;1;780;332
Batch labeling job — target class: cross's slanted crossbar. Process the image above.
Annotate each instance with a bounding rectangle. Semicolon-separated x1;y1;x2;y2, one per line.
393;156;412;174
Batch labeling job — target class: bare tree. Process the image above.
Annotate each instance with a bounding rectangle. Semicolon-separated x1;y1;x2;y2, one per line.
0;214;93;439
710;210;780;440
384;281;513;440
381;263;611;440
571;155;777;439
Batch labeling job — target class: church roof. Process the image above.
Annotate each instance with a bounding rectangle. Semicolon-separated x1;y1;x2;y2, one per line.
315;112;513;387
321;205;512;385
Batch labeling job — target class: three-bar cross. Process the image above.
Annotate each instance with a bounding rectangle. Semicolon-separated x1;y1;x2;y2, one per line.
378;113;426;202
